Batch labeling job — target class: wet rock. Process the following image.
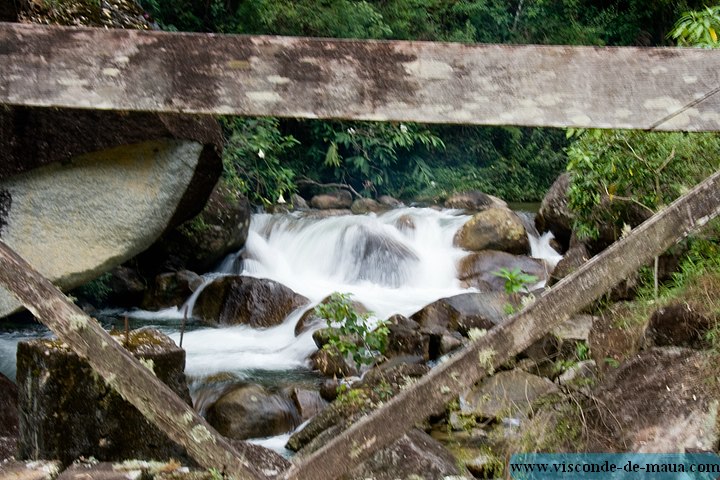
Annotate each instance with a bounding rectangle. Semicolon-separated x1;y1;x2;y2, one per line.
205;384;301;440
16;329;191;465
445;191;507;211
103;266;146;308
589;348;719;452
535;173;573;250
439;333;464;356
351;198;385;214
0;460;62;480
194;275;308;327
645;303;712;349
310;191;353;210
319;379;341;402
0;372;18;460
394;214;415;231
142;270;202;311
341;429;462;480
309;347;358;378
461;370;558;420
291;193;309;210
340;225;419;287
377;195;403;208
291;388;329;421
385;315;430;360
411;292;508;336
454;208;529;254
458;250;548;291
138;181;252;275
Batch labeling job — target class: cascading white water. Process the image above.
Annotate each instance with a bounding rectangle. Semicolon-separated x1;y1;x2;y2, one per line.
172;207;561;380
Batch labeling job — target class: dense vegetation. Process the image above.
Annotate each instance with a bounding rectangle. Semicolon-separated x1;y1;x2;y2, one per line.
139;0;709;205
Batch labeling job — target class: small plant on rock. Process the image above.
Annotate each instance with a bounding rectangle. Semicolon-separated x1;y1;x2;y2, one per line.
315;292;389;370
493;267;538;294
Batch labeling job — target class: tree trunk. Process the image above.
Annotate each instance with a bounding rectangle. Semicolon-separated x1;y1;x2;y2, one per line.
282;169;720;480
0;243;265;480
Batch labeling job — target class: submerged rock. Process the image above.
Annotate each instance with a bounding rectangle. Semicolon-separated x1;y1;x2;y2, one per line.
194;275;308;327
205;384;301;440
454;208;529;254
16;329;191;465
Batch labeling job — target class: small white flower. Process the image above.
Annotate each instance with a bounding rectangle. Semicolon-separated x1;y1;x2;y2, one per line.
258;149;265;159
430;180;436;187
347;128;356;135
277;193;286;204
400;124;408;133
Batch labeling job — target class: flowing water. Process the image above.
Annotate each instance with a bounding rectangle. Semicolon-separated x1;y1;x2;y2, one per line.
0;206;561;453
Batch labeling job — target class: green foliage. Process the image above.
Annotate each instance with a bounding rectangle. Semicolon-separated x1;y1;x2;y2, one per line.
75;272;113;305
670;5;720;47
221;117;299;206
566;129;720;240
315;293;389;369
492;267;538;294
207;468;224;480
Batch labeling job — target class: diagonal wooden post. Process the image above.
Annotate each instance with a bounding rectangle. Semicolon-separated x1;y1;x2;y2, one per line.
0;243;265;480
282;169;720;480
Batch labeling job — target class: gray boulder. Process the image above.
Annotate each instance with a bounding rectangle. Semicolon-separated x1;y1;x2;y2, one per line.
0;107;223;318
310;191;353;209
445;191;507;211
194;275;309;327
411;292;508;336
535;173;573;250
458;250;547;291
16;329;191;465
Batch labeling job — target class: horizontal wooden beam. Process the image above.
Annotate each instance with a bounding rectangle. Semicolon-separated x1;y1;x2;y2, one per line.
2;22;720;131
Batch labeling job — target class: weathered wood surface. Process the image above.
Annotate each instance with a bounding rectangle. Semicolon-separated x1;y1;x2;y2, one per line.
2;22;720;131
0;242;265;480
283;169;720;480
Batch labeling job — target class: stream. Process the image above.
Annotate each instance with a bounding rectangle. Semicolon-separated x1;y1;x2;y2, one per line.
0;206;561;453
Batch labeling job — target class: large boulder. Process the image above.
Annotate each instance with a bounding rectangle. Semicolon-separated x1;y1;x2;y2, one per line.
0;105;223;313
351;198;386;214
454;208;529;254
410;292;508;336
136;180;252;275
194;276;309;327
458;250;547;291
205;384;301;440
16;329;192;465
535;173;573;250
0;372;18;460
310;191;353;210
589;348;720;452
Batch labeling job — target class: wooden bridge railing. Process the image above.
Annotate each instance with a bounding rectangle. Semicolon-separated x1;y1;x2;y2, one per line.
2;22;720;131
2;22;720;480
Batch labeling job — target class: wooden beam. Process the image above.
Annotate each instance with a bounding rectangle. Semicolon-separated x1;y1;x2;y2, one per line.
2;22;720;131
282;169;720;480
0;241;265;480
